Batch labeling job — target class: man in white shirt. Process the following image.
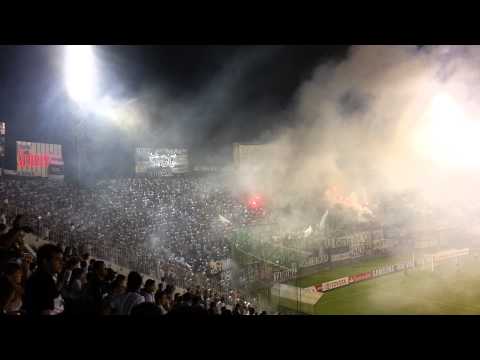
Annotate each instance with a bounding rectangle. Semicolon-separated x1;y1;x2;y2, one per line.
110;271;145;315
216;296;226;314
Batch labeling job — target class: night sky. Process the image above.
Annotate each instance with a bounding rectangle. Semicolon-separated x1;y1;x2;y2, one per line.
0;45;349;179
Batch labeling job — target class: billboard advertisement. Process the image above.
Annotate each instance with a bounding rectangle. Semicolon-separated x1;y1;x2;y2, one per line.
348;271;373;284
16;141;64;179
135;148;189;177
320;276;350;292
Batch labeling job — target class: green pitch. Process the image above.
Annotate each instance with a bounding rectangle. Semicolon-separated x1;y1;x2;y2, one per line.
276;255;480;314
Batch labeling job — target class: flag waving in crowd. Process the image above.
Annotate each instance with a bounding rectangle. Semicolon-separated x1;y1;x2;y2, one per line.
218;214;232;225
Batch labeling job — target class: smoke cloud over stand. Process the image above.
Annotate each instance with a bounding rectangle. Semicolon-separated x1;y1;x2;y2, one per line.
233;45;480;232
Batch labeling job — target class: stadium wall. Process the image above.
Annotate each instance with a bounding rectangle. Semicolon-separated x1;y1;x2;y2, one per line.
295;252;392;279
270;283;323;314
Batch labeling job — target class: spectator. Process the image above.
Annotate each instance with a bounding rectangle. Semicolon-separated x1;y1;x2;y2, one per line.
88;259;96;273
155;291;170;315
62;267;86;315
0;276;15;315
110;271;144;315
233;303;242;316
80;260;88;275
131;302;163;317
221;306;232;316
57;256;80;293
170;291;194;314
191;295;208;315
164;284;175;300
208;301;218;315
216;296;226;314
63;267;85;300
84;260;109;313
110;274;126;297
0;228;25;266
2;262;24;314
24;244;64;316
141;279;156;303
158;277;166;292
105;268;117;283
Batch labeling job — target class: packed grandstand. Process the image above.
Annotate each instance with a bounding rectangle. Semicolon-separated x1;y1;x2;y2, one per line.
0;168;476;316
0;172;281;315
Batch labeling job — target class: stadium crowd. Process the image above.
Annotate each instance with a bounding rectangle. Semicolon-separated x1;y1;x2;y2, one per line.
0;175;271;315
0;237;265;316
0;175;253;271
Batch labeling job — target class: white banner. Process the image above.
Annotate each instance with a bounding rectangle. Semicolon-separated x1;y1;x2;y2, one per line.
321;276;350;291
371;264;396;278
300;255;329;268
331;252;351;262
273;268;298;282
350;246;368;259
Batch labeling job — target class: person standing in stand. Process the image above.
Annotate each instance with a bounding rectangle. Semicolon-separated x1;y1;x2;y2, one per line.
24;244;64;316
140;279;156;303
2;262;24;314
110;271;145;315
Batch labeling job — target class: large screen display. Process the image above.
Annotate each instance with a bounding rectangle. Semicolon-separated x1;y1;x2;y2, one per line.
135;148;189;176
17;141;64;179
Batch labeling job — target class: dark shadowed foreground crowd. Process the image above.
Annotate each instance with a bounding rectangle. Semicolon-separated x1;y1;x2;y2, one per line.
0;220;266;316
0;175;269;316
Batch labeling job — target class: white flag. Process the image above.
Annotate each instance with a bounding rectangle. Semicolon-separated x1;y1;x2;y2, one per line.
219;214;232;225
304;225;313;238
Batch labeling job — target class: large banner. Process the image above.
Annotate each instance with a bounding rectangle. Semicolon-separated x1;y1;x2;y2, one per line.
135;148;189;177
273;267;298;282
16;141;64;179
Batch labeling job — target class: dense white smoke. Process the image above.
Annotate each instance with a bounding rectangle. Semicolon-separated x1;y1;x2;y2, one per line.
235;45;480;228
81;45;480;229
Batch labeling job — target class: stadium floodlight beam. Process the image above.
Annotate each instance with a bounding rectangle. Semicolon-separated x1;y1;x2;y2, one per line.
64;45;97;185
64;45;97;106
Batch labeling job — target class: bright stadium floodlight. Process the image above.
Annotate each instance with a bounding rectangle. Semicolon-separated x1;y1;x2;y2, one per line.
414;93;480;171
64;45;97;106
